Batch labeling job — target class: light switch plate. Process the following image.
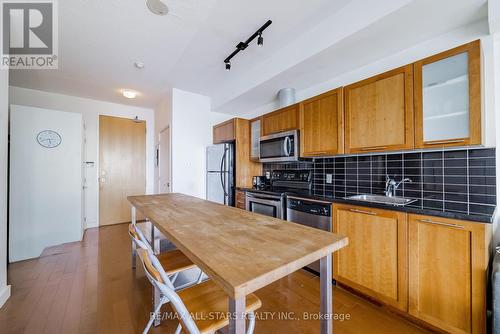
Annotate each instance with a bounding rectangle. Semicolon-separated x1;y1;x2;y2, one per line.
326;174;333;184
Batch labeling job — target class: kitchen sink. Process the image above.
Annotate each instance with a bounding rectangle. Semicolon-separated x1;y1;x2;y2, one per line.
345;194;417;207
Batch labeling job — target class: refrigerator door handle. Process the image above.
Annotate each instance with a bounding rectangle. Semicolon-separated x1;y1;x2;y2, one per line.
220;147;228;199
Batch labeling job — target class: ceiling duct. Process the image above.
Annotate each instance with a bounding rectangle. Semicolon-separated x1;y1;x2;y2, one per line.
278;88;296;108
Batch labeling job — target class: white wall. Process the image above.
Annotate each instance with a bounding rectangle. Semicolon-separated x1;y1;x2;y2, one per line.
10;105;83;262
154;89;232;198
0;68;10;307
9;87;155;228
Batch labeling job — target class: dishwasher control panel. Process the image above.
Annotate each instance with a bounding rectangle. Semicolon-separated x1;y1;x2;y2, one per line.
287;198;331;217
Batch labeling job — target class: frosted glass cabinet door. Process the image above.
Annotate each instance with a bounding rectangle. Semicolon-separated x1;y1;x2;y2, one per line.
422;53;469;142
414;40;481;148
250;119;261;160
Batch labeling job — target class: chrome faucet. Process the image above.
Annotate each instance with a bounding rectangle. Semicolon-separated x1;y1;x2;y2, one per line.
385;175;412;197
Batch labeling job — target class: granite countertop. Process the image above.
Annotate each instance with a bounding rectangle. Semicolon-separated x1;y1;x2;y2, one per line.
237;187;495;224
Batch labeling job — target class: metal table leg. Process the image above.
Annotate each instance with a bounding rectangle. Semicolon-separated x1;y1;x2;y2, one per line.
228;296;246;334
150;222;156;253
131;206;137;268
320;254;333;334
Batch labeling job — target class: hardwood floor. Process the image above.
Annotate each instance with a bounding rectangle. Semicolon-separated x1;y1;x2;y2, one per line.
0;224;430;334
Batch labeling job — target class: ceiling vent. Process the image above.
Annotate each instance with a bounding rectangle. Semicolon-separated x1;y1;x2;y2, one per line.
278;88;296;108
146;0;169;16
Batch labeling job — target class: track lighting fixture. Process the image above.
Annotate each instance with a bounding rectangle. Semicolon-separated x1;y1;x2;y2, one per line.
223;20;272;71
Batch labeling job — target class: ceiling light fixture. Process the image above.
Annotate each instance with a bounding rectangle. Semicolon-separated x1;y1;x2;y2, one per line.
223;20;272;71
122;90;138;99
134;61;145;69
146;0;169;16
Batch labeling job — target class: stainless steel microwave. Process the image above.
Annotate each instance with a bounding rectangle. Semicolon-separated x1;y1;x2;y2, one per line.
259;130;299;163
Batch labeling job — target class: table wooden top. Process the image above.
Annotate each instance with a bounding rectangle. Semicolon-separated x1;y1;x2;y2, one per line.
128;193;348;298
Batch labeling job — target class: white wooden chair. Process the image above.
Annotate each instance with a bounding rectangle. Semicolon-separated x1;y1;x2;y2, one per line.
129;223;203;288
137;247;262;334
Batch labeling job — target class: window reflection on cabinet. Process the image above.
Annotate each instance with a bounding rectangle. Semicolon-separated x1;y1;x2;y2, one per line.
250;118;261;161
414;40;480;148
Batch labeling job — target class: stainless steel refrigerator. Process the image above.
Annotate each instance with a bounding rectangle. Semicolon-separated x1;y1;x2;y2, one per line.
206;143;235;206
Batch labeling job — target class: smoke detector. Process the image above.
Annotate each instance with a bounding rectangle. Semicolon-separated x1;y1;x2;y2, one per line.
146;0;169;16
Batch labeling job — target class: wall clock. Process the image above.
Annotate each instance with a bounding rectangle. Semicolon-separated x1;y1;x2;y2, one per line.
37;130;62;148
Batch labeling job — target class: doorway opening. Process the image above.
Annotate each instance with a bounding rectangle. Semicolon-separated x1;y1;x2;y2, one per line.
158;126;171;193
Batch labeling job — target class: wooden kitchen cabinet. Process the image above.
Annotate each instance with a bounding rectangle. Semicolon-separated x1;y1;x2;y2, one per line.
414;40;481;148
249;117;261;161
235;190;246;210
408;214;490;334
333;204;408;311
300;88;344;157
344;65;414;153
261;103;300;136
213;119;236;144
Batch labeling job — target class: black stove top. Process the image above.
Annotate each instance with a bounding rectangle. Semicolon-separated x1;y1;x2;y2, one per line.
250;169;312;196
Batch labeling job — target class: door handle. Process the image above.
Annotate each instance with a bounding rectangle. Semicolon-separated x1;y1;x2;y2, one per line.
284;137;292;156
349;208;377;216
417;219;464;229
360;146;388;151
424;139;465;145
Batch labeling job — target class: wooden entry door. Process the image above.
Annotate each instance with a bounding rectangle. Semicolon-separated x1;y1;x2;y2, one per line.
99;115;146;226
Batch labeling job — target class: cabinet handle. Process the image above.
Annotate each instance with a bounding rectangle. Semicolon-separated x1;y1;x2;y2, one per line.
424;139;465;145
417;219;464;229
360;146;388;151
349;208;377;216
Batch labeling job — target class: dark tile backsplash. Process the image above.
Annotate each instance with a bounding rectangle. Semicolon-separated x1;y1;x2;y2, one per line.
263;148;497;217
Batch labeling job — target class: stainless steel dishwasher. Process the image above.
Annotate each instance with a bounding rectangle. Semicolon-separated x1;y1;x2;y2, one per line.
286;196;332;274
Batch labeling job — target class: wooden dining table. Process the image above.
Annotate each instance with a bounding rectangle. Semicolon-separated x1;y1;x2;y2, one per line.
128;193;348;334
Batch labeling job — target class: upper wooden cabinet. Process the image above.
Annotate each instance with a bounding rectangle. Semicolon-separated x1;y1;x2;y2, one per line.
414;40;481;148
333;204;408;311
344;65;414;153
213;119;236;144
261;103;300;136
300;88;344;157
408;214;490;334
249;117;261;160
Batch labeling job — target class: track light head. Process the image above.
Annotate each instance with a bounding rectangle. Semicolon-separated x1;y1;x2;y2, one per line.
257;33;263;47
225;61;231;71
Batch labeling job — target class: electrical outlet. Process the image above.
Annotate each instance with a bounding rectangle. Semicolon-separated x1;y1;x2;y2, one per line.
326;174;333;184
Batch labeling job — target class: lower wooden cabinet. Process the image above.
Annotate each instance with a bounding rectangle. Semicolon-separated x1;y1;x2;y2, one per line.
408;214;490;334
333;206;491;333
333;204;408;311
235;190;246;210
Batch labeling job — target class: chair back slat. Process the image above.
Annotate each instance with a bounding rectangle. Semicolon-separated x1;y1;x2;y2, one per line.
128;223;153;253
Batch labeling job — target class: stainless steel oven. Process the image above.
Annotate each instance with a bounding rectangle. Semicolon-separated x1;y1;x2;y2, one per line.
259;130;299;163
245;192;284;219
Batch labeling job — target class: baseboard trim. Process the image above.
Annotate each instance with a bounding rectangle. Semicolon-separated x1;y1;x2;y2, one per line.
0;285;11;308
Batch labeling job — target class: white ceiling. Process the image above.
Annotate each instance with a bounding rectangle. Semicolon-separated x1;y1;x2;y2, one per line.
9;0;488;114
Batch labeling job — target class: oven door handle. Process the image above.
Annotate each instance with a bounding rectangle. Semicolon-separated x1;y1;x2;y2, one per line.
246;196;281;206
